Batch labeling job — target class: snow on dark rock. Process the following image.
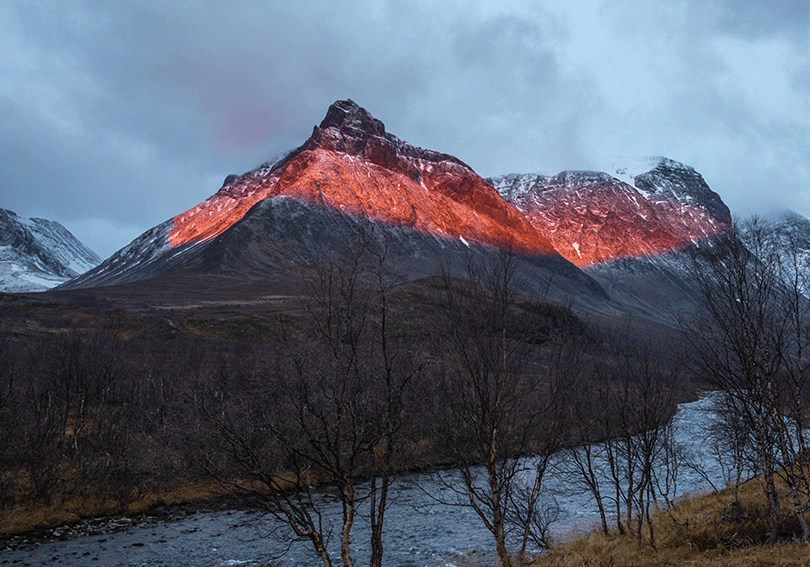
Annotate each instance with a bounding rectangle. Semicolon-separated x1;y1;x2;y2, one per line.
0;208;100;293
489;157;732;267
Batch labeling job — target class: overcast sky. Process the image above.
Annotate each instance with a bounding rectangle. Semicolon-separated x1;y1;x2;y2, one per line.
2;0;809;258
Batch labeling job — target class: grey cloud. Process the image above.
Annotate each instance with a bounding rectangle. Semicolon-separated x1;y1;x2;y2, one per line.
450;15;562;105
0;95;203;223
2;0;809;258
394;10;594;175
714;0;810;40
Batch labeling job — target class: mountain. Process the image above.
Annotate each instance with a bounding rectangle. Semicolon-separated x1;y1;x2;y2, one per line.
489;157;732;267
759;211;810;295
488;158;734;324
60;100;604;303
0;208;101;292
171;100;555;255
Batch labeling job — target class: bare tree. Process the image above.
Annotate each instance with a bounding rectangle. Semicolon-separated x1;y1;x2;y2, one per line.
430;249;576;566
202;231;425;567
706;390;758;501
561;331;679;549
683;217;810;542
0;337;25;505
614;347;675;550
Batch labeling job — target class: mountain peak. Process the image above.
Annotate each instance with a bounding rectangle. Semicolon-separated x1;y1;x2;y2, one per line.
318;99;387;138
304;99;402;159
154;99;559;257
608;156;686;184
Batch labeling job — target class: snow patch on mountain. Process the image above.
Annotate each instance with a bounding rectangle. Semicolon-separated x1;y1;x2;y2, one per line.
0;208;101;293
607;156;666;187
757;211;810;296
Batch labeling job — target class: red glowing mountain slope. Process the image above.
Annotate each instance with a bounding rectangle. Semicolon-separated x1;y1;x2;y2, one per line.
168;100;556;257
491;161;732;267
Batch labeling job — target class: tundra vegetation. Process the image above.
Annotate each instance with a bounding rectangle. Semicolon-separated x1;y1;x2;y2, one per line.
0;219;809;566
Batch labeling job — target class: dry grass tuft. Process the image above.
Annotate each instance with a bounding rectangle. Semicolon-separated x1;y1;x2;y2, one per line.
531;480;810;567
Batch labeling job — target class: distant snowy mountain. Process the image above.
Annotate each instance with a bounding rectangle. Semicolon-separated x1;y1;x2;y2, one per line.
0;208;101;292
487;158;734;324
489;157;732;266
762;211;810;296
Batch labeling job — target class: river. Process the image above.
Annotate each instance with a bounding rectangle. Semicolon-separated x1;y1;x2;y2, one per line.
0;394;725;567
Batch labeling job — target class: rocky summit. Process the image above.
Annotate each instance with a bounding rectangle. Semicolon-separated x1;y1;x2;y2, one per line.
489;158;732;267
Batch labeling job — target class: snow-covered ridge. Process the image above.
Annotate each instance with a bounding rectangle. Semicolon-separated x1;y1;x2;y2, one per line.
608;156;672;186
488;157;732;267
490;157;711;209
0;208;101;293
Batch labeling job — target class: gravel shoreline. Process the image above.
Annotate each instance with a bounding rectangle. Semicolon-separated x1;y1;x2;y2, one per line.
0;497;244;552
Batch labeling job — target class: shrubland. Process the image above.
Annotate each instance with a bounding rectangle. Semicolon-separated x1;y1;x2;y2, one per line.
0;250;686;567
3;218;810;567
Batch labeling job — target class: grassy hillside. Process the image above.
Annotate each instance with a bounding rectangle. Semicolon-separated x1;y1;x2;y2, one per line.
531;480;810;567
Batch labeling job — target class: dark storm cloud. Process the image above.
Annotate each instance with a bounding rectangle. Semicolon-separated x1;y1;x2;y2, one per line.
1;0;809;257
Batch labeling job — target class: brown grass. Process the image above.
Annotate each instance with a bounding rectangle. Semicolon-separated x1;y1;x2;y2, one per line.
531;480;810;567
0;470;323;537
0;480;223;535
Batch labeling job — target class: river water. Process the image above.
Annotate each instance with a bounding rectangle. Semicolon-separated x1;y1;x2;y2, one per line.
0;395;725;567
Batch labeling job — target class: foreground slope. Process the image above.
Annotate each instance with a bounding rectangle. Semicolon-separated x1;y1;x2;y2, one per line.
536;479;809;567
0;208;100;292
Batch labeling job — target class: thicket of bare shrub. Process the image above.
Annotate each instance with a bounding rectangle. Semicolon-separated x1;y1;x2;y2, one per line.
10;217;810;564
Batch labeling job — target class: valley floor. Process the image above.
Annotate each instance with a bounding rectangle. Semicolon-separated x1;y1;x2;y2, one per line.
6;481;810;567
